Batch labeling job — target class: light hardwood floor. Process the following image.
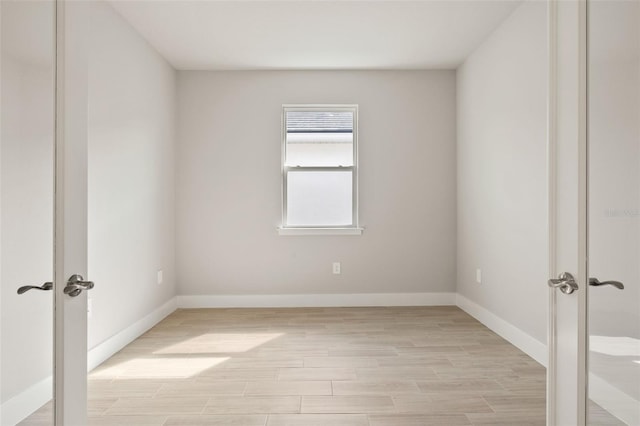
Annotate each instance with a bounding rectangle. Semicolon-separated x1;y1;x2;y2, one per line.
22;306;549;425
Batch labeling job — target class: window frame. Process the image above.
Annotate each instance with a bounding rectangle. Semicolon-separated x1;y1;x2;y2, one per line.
280;104;362;235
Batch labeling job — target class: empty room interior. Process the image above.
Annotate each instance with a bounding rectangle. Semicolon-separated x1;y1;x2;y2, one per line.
1;0;639;425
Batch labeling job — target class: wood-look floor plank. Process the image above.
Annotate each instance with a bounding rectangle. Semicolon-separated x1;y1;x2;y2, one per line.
482;395;546;413
416;379;504;394
393;394;494;414
465;412;546;425
88;415;168;426
356;366;437;381
204;396;301;414
244;380;332;396
332;380;422;395
278;367;357;381
196;368;278;381
303;356;378;368
88;380;164;399
267;414;369;425
301;396;396;414
163;414;267;425
369;414;472;426
105;397;209;416
156;380;247;397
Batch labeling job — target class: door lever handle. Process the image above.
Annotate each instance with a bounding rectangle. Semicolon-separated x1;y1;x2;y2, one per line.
63;274;94;297
589;278;624;290
17;282;53;294
548;272;579;294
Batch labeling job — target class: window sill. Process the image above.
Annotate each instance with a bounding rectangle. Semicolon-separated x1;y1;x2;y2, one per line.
277;227;364;236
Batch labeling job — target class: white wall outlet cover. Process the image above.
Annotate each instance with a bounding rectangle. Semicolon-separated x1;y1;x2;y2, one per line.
157;270;163;284
333;262;341;274
476;269;482;284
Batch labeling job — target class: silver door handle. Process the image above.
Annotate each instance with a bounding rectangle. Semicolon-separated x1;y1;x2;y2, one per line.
63;274;94;297
589;277;624;290
17;282;53;294
548;272;579;294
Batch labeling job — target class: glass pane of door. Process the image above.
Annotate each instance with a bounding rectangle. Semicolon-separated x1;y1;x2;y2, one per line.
588;1;640;424
1;1;56;425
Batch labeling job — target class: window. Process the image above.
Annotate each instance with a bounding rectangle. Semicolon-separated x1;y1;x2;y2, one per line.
279;105;362;235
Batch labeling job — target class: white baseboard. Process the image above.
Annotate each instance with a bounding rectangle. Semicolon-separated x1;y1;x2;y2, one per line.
177;292;457;308
0;377;52;426
88;297;177;371
590;373;640;425
455;294;548;366
0;297;177;426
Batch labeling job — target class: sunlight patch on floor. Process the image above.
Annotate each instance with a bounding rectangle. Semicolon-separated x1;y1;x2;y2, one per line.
152;332;284;355
91;357;229;379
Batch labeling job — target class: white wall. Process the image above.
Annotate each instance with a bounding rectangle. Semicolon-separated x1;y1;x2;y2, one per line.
456;1;548;344
87;2;176;350
177;71;456;298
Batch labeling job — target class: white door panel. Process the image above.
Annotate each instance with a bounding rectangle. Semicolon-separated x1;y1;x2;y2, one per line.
587;1;640;424
550;0;640;424
54;1;90;425
1;1;91;423
1;0;56;424
549;0;588;424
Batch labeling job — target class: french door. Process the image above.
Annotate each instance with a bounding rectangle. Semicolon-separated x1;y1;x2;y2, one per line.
549;0;640;424
1;0;90;424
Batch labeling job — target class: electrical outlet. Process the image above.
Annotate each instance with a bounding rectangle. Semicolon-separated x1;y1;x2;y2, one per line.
476;269;482;284
333;262;341;275
157;270;163;285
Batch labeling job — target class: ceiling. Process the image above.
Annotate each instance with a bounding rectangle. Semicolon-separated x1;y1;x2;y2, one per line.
108;0;522;70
